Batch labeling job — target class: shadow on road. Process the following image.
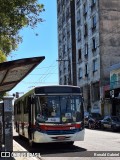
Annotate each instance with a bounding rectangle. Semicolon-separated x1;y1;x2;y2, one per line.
86;128;120;134
13;135;87;156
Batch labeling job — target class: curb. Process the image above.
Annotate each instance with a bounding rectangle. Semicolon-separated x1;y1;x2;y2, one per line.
13;140;42;160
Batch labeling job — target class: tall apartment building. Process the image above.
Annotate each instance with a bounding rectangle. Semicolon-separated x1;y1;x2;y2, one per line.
57;0;120;115
57;0;77;86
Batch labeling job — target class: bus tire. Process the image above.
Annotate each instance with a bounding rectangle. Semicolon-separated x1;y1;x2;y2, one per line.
29;139;33;147
64;141;74;146
17;124;20;133
28;134;34;147
67;141;74;145
15;122;17;132
19;134;23;139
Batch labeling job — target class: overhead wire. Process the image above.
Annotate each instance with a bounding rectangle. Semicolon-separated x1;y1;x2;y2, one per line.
22;60;58;84
17;7;120;86
41;66;58;83
39;60;58;83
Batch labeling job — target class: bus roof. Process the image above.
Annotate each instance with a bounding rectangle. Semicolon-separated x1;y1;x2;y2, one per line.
14;85;81;102
34;85;81;94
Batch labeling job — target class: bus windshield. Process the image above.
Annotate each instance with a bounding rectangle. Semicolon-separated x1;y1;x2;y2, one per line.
35;95;83;124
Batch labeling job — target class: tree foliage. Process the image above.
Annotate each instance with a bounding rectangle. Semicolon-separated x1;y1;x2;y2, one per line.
0;0;44;56
0;50;6;62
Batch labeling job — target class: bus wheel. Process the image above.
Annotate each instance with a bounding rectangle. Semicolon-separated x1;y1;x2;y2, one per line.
29;139;33;147
17;125;20;134
15;123;17;132
28;135;34;147
19;134;23;139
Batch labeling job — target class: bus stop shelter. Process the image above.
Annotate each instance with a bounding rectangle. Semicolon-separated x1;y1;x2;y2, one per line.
0;56;45;154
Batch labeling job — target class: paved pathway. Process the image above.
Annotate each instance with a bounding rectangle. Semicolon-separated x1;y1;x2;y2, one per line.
13;127;42;160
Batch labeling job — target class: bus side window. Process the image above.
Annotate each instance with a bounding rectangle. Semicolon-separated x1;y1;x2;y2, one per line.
76;111;81;122
24;98;28;114
17;102;21;114
35;97;41;117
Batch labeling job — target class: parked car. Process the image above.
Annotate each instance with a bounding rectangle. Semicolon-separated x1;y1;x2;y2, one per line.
84;112;103;129
99;116;120;131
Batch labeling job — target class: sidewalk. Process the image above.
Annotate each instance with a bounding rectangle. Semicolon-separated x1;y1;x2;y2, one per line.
12;126;42;160
13;139;42;160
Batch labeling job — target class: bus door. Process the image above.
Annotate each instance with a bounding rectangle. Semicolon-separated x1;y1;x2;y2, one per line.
28;96;32;140
28;96;35;140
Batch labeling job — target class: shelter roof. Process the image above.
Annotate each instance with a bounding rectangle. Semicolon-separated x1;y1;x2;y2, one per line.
0;56;45;93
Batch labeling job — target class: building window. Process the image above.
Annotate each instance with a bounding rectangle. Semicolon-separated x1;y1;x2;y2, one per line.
91;0;96;7
59;70;62;76
59;51;62;59
57;4;61;15
67;42;71;52
85;43;88;57
64;75;67;84
60;78;62;85
62;12;65;24
63;61;66;72
77;29;81;42
93;59;98;72
92;82;100;101
66;7;70;21
76;0;80;7
83;2;87;16
92;38;97;51
84;24;88;37
67;29;70;41
78;49;82;61
85;64;88;77
77;9;80;26
79;68;83;79
92;15;96;31
63;44;66;55
62;29;66;39
59;37;61;45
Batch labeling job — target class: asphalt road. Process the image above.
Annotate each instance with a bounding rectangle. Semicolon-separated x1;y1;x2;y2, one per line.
13;128;120;160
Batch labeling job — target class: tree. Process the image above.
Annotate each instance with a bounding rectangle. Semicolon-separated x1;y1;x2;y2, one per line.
0;50;6;62
0;0;45;56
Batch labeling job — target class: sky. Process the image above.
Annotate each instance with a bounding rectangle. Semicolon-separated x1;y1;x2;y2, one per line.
8;0;59;96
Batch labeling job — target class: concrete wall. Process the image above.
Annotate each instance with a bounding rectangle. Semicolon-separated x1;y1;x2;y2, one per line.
57;0;73;85
76;0;100;86
99;0;120;85
57;0;120;115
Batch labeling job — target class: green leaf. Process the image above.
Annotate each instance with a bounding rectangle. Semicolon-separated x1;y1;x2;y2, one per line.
0;0;44;56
